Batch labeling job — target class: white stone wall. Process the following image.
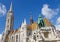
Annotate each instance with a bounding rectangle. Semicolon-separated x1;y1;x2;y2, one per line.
8;23;60;42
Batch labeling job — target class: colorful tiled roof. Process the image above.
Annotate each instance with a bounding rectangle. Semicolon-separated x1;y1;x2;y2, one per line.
44;18;52;26
27;22;38;30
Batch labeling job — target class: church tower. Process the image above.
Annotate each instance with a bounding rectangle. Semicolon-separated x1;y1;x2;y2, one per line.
5;3;14;34
30;15;34;24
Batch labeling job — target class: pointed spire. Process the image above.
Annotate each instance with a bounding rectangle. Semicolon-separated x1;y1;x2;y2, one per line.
21;22;24;27
23;18;26;25
30;14;34;24
21;19;26;28
9;2;12;11
8;2;13;16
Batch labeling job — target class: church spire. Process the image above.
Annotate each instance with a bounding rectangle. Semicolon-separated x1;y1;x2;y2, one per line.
7;2;13;16
24;18;26;25
30;15;34;24
5;2;14;34
9;2;12;11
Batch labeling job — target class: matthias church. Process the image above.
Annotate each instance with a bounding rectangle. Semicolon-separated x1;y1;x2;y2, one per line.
1;3;60;42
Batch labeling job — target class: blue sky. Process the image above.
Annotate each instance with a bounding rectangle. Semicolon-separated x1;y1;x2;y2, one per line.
0;0;60;34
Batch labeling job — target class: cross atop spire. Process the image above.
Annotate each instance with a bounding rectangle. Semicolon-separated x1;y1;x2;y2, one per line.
9;2;12;11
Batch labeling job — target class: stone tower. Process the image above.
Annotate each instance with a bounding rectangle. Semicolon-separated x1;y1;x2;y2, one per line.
1;3;14;42
5;2;14;35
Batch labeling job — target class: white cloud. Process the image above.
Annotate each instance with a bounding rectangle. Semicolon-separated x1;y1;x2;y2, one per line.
56;17;60;24
0;34;2;42
55;25;60;31
41;4;59;19
55;17;60;31
0;3;7;17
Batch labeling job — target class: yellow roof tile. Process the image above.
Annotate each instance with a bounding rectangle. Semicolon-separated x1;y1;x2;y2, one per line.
44;18;52;26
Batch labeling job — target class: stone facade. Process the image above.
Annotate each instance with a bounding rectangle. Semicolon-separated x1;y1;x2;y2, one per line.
1;3;60;42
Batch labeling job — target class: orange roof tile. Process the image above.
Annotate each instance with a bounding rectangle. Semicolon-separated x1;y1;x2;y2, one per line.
9;30;15;35
15;29;20;33
27;22;38;30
